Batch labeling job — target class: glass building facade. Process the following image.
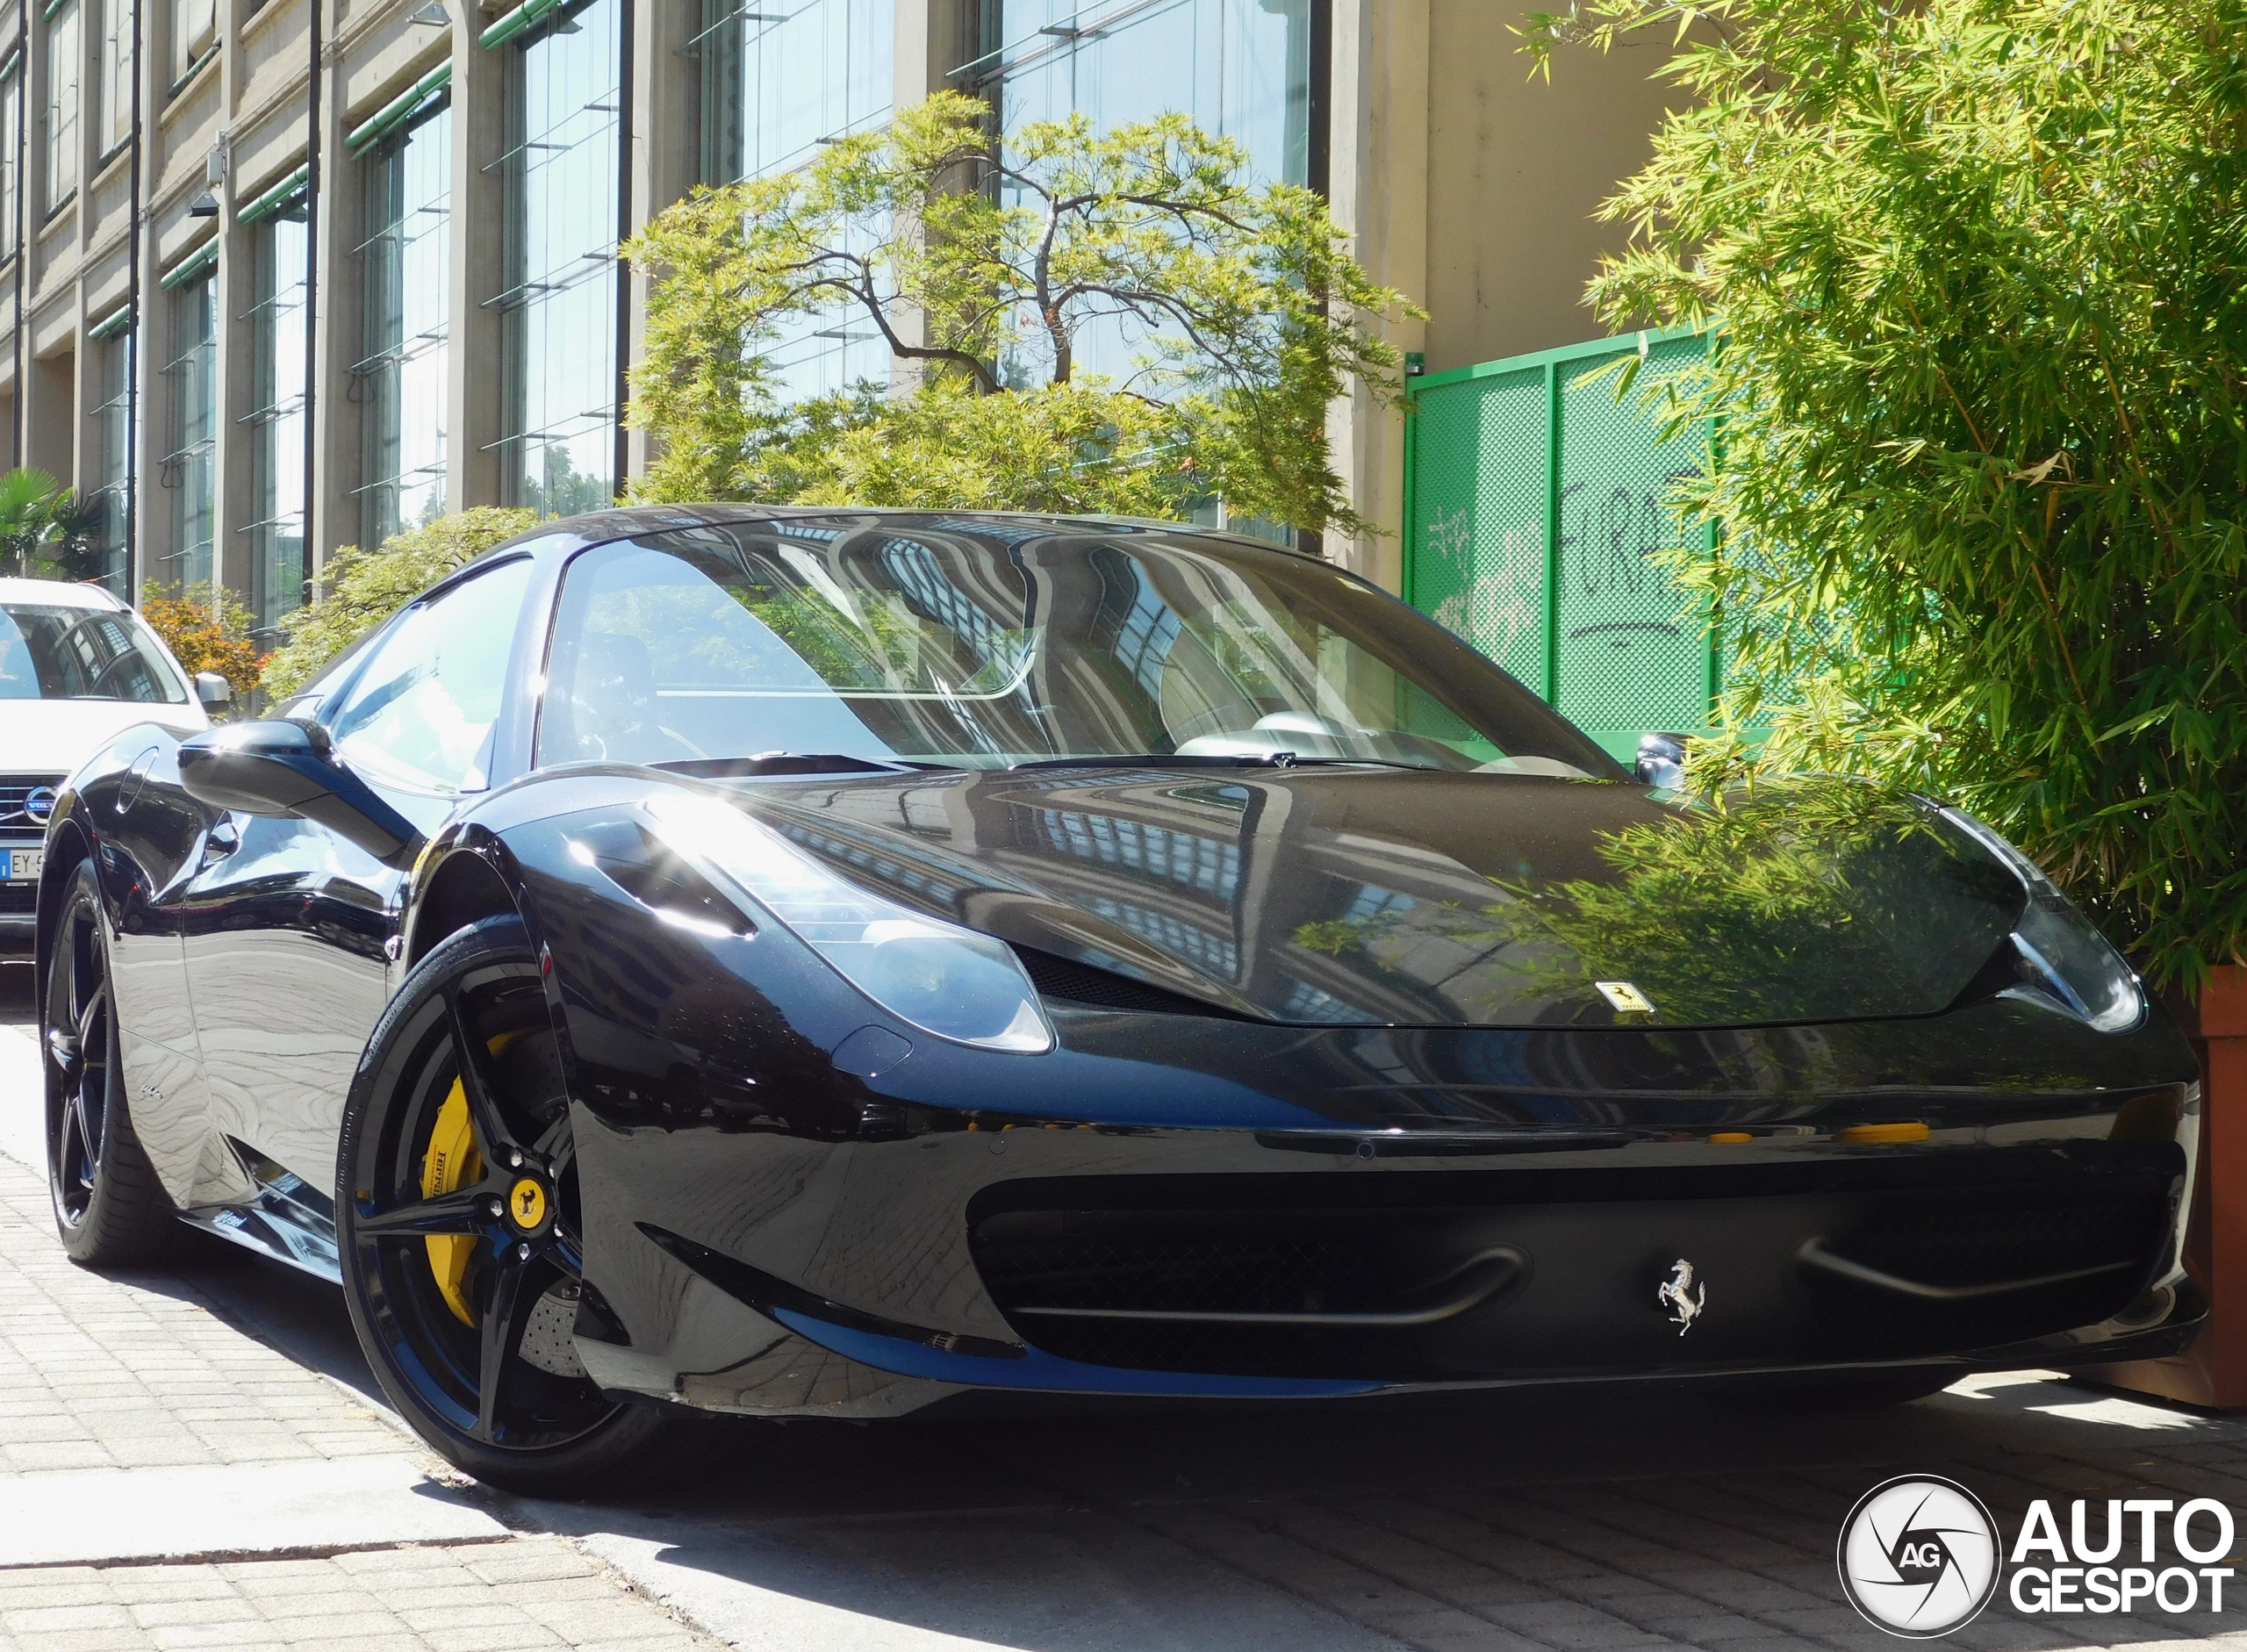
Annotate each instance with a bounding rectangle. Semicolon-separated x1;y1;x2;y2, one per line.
358;100;452;546
247;201;310;630
696;0;894;400
975;0;1314;189
499;0;621;518
163;269;218;588
89;320;132;595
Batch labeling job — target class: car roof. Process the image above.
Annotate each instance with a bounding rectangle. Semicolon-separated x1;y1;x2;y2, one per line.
0;577;126;609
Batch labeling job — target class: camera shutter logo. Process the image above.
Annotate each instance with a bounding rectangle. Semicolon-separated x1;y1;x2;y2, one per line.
1838;1476;2000;1637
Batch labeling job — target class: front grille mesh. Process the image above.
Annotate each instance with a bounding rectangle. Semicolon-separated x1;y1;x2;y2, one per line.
976;1232;1389;1317
0;777;63;831
1828;1187;2167;1289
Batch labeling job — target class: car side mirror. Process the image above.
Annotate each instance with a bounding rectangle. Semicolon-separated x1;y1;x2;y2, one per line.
177;720;426;870
1634;731;1689;789
193;672;232;709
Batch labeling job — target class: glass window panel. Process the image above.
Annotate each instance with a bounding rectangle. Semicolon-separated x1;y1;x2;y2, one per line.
2;74;21;251
326;557;535;794
97;0;128;154
697;0;894;399
88;329;130;596
499;0;620;518
698;0;893;187
173;0;216;83
163;271;217;589
246;201;309;631
45;0;78;211
988;0;1311;189
357;100;451;547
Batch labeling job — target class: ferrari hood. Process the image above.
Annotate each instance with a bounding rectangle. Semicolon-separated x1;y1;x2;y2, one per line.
726;767;2029;1029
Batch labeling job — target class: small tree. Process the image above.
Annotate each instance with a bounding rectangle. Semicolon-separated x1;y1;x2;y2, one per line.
260;507;537;699
141;585;266;712
1523;0;2247;989
625;92;1417;535
0;468;104;581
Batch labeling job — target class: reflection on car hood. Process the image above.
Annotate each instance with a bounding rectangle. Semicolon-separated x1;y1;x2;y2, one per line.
725;767;2028;1029
1;700;207;779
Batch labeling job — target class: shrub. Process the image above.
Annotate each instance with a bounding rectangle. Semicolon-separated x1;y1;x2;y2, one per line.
1526;0;2247;990
140;585;266;713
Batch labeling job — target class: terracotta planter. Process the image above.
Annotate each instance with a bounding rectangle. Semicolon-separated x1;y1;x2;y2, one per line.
2096;965;2247;1408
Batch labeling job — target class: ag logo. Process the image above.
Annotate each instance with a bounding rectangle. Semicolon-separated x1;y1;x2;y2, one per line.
1838;1476;2000;1637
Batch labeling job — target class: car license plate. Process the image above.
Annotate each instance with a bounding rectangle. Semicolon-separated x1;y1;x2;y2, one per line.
8;848;42;882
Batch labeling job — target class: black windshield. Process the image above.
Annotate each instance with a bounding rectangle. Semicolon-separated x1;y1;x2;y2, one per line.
538;518;1622;777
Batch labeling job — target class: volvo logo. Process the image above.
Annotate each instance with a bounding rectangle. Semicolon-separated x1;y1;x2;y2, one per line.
25;787;56;824
1656;1257;1706;1333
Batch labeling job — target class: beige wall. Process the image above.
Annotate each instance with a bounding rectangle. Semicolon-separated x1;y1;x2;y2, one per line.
1421;5;1680;372
1325;0;1683;589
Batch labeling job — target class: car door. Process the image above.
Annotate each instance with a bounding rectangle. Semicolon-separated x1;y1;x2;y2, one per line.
179;555;538;1194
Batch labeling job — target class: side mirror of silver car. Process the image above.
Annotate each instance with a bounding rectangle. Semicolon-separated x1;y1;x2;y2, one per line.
1634;731;1689;789
194;672;233;709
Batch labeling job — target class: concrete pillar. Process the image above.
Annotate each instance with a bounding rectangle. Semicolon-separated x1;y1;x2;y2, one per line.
1327;0;1427;594
621;0;698;485
443;9;499;511
307;0;358;569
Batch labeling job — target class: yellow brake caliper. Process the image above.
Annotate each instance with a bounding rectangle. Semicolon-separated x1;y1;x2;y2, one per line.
420;1033;518;1326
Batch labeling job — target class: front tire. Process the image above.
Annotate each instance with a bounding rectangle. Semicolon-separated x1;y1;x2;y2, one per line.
45;861;180;1266
336;916;671;1495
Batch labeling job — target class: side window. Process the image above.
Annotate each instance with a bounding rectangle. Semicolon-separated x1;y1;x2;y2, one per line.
324;557;535;794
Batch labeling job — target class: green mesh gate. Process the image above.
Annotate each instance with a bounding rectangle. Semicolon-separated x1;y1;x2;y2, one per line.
1404;327;1717;762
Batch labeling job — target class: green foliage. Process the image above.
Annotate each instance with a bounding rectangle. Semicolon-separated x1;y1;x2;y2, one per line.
260;508;537;700
624;92;1418;534
1521;0;2247;989
0;468;104;582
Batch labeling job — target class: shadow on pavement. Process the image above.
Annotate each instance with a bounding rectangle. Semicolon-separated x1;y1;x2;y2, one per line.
0;962;33;1026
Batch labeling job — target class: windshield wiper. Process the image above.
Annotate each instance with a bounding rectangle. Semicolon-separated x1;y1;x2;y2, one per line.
653;753;954;779
1009;752;1438;772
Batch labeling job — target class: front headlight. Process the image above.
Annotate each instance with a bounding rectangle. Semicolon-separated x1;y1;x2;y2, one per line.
644;794;1054;1053
1941;808;2144;1033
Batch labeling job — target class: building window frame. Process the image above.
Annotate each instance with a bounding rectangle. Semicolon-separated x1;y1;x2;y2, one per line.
94;0;129;161
492;0;623;519
87;307;132;596
160;259;218;590
355;94;452;548
43;0;81;217
242;191;309;633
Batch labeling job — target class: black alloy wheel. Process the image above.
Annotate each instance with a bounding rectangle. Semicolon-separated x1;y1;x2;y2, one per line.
45;860;179;1264
336;916;671;1493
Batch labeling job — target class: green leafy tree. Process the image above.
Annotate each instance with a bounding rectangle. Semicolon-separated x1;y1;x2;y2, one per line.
624;92;1417;535
260;507;536;700
0;468;104;581
1523;0;2247;989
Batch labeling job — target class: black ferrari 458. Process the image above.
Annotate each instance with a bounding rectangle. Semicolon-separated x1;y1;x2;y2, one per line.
33;507;2201;1490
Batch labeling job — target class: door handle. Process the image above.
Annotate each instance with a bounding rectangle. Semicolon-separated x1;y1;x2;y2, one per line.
201;817;240;866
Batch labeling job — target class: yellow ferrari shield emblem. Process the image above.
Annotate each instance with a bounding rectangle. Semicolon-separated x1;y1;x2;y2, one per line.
509;1178;549;1232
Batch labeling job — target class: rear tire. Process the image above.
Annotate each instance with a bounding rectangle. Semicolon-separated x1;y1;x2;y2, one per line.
45;861;180;1267
336;916;673;1496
